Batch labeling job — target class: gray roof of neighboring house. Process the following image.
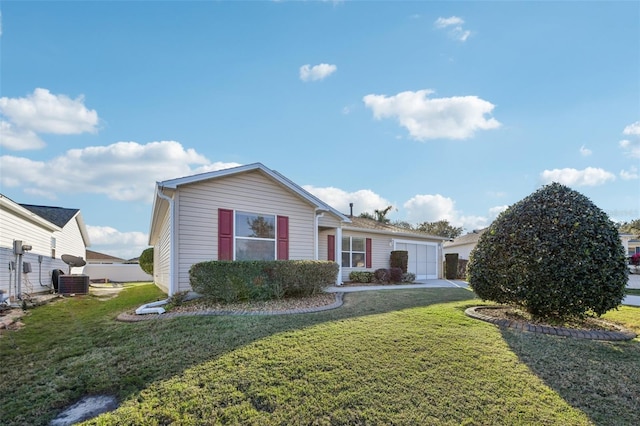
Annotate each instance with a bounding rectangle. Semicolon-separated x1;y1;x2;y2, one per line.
19;204;80;228
344;216;449;241
444;228;488;248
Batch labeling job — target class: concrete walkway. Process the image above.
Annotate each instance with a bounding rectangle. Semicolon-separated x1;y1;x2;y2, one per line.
327;276;640;307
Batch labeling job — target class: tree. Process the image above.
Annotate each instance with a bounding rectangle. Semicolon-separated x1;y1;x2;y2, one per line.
618;219;640;237
374;205;394;223
139;247;154;275
417;220;463;239
467;183;628;320
358;212;375;220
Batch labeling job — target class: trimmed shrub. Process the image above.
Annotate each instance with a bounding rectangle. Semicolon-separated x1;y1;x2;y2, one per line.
189;260;338;302
390;250;408;273
349;271;374;283
374;268;391;283
402;272;416;283
139;247;153;275
467;183;628;320
389;267;403;283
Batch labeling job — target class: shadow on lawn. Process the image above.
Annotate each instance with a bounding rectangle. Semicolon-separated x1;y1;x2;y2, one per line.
500;326;640;426
0;286;476;426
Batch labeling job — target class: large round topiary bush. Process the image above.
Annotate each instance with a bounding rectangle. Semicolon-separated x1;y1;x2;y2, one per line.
467;182;628;320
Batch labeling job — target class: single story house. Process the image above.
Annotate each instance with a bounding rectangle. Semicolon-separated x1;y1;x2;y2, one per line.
443;228;488;261
148;163;448;296
0;194;90;298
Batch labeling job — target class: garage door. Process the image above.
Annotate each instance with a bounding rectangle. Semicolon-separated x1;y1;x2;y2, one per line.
395;242;438;280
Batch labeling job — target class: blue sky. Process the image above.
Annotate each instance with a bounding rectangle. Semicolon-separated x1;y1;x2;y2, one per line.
1;1;639;259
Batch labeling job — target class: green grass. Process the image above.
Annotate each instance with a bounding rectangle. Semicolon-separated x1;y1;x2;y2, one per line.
1;284;639;425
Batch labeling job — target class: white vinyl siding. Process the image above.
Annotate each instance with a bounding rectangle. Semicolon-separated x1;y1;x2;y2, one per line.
154;210;172;294
0;203;88;295
339;231;391;282
53;215;86;272
174;170;318;292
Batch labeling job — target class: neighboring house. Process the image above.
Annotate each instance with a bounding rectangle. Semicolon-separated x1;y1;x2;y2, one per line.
0;194;90;298
86;249;126;264
443;228;488;260
84;249;153;283
625;237;640;257
148;163;447;296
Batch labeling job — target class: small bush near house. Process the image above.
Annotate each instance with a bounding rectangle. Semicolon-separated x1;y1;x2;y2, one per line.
467;182;628;321
189;260;338;303
402;272;416;283
349;271;374;283
374;268;391;283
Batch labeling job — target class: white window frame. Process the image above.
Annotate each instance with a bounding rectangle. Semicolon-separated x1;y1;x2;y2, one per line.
341;236;366;268
234;211;276;261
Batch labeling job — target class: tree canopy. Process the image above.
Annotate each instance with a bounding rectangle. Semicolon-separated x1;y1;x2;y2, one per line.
139;247;154;276
467;183;628;320
417;220;463;239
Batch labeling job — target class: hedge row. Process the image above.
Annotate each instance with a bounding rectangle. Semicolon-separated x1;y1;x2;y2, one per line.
349;268;416;284
189;260;339;303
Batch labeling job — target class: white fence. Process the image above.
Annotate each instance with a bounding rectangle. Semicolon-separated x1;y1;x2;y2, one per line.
82;264;153;283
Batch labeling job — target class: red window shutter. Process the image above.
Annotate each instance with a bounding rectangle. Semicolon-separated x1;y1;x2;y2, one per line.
277;215;289;260
218;208;233;260
366;238;372;268
327;235;335;261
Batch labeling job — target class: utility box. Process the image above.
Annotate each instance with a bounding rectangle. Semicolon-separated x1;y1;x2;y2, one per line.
58;275;90;295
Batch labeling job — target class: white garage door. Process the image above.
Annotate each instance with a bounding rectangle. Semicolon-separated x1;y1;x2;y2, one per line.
395;241;438;280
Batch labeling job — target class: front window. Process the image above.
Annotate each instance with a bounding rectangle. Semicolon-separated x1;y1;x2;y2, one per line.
342;236;365;267
235;211;276;260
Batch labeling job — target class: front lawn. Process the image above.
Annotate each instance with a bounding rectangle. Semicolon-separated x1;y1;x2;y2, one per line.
1;284;639;425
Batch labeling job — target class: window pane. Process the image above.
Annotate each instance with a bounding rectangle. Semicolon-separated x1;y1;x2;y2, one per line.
352;238;365;252
341;252;350;268
352;253;365;268
342;237;350;250
236;239;275;261
236;212;275;238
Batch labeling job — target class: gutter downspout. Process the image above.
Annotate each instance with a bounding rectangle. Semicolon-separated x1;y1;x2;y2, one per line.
136;185;174;315
156;186;176;298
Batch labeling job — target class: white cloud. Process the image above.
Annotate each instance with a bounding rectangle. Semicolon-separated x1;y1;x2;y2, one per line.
363;89;500;140
0;120;45;150
619;139;640;158
0;141;241;202
87;225;150;260
403;193;487;231
579;145;592;156
0;88;99;150
299;63;337;82
620;166;639;180
302;185;392;216
489;205;509;219
539;167;616;187
434;16;471;41
623;121;640;136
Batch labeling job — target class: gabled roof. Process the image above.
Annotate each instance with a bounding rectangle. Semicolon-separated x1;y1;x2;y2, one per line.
19;203;90;247
344;216;449;241
157;163;349;221
0;194;61;232
444;228;488;248
20;204;79;228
